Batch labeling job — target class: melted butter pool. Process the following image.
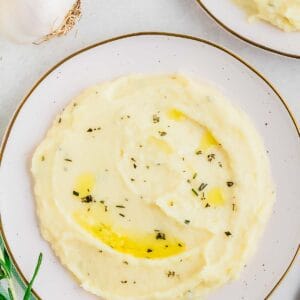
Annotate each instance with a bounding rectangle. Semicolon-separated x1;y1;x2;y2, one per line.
199;130;218;152
167;108;187;121
73;206;185;259
73;173;95;198
207;187;225;207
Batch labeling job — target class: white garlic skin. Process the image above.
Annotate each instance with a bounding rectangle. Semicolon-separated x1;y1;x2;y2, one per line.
0;0;77;43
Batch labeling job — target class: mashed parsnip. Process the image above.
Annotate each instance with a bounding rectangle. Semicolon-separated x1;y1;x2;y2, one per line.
31;74;274;299
235;0;300;31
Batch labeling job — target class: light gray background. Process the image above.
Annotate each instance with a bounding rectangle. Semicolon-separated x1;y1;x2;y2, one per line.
0;1;299;299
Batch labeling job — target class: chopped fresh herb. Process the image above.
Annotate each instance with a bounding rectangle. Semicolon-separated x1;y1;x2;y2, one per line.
158;131;167;136
81;195;93;203
116;205;125;208
184;220;190;225
130;178;135;182
207;153;216;162
73;191;79;196
98;250;103;253
119;213;125;217
232;203;236;211
64;158;72;162
192;172;197;179
41;156;45;161
155;232;166;240
178;243;183;247
58;118;62;123
187;179;191;184
167;271;175;277
131;157;136;162
218;162;223;168
191;188;198;196
227;181;234;187
195;150;202;155
87;128;93;132
123;261;128;265
152;114;160;123
121;280;127;284
133;163;137;169
104;205;108;212
205;203;210;208
146;165;150;169
133;281;136;284
225;231;232;236
100;200;105;204
147;249;153;253
198;183;208;191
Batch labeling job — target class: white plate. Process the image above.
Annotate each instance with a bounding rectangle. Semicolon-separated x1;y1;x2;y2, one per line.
0;33;299;300
197;0;300;58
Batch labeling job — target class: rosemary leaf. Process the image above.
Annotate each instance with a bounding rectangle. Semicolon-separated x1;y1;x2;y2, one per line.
7;288;13;300
0;294;8;300
0;259;10;279
23;253;43;300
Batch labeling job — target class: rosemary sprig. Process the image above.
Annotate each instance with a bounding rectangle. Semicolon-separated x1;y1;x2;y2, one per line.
23;253;43;300
0;247;42;300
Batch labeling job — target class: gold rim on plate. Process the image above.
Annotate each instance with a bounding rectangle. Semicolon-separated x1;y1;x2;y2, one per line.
0;32;299;300
196;0;300;59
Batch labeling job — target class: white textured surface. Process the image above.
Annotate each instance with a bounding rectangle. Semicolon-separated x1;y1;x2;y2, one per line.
0;1;298;299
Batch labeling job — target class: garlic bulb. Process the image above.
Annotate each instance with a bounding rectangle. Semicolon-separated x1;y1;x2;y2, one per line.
0;0;81;44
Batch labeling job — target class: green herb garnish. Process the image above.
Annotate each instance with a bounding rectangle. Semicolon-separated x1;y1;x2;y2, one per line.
155;232;166;240
116;205;125;209
191;189;198;196
198;183;207;191
152;114;160;123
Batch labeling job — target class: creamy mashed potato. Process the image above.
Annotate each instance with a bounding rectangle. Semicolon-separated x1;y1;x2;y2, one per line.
31;74;274;299
235;0;300;31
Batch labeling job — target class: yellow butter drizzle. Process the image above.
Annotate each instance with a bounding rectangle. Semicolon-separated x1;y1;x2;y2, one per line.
167;108;187;121
199;130;218;152
206;187;224;207
73;173;95;198
73;205;185;259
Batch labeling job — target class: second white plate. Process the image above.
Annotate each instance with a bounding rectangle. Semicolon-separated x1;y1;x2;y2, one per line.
198;0;300;58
